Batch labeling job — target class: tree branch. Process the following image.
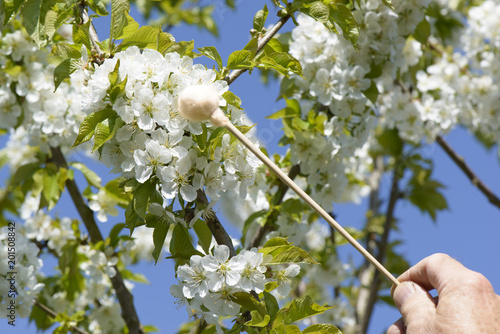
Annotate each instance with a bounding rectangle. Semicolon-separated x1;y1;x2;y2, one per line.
33;299;89;334
436;135;500;210
359;159;403;334
79;3;103;58
49;147;144;334
196;190;237;257
226;15;291;85
355;156;383;331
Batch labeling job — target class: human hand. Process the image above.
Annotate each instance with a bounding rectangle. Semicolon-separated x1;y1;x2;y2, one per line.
388;253;500;334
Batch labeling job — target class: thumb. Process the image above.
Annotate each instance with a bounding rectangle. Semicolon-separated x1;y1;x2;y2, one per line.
392;282;437;332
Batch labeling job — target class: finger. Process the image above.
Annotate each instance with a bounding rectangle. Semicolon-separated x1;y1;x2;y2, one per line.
396;253;469;293
392;281;437;332
387;318;405;334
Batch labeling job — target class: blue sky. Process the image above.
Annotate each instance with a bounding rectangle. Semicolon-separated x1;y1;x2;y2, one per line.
2;2;500;334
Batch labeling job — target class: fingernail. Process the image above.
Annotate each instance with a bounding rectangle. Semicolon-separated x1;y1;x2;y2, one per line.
393;282;416;309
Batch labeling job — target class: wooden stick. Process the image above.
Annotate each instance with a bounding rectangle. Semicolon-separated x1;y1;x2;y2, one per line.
223;120;400;286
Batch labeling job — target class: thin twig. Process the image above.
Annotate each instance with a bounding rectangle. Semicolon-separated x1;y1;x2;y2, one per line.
436;135;500;210
226;15;291;85
33;299;90;334
49;147;144;334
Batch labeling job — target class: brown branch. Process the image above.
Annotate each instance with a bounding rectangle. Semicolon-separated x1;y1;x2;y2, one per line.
436;135;500;210
248;164;300;249
33;299;89;334
49;147;144;334
355;156;384;330
196;190;237;257
226;15;291;85
359;159;403;334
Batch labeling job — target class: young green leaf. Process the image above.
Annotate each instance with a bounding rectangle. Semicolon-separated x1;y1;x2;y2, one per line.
245;310;270;327
53;58;82;91
302;324;342;334
259;237;318;264
110;0;130;42
21;0;57;47
73;20;92;50
69;162;102;188
231;291;266;316
274;296;333;326
73;108;116;148
227;50;254;70
153;221;170;264
328;3;359;46
119;25;175;52
253;5;269;31
198;46;223;70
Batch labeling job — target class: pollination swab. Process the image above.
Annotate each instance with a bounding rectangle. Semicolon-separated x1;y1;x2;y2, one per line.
177;85;400;286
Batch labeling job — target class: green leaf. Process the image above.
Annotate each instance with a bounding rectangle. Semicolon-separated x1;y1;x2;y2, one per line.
3;0;26;26
110;0;130;42
153;221;169;264
120;25;175;52
260;237;318;265
59;241;85;301
51;42;81;58
408;172;448;221
414;18;431;45
73;108;116;147
104;178;132;206
87;0;108;16
69;162;102;188
73;20;92;50
303;324;341;334
115;13;139;40
108;223;126;248
362;80;379;104
92;116;120;152
21;0;57;47
231;291;266;316
245;310;270;327
164;40;196;57
120;269;150;284
53;58;82;91
274;296;333;326
222;91;242;109
253;4;269;31
198;46;223;70
327;3;359;46
264;291;280;323
258;52;302;77
377;128;403;157
133;179;157;219
227;50;254;70
169;224;201;266
42;167;60;209
308;1;329;23
193;220;212;254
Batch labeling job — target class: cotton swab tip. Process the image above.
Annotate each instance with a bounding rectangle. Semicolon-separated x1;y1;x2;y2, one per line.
178;85;221;122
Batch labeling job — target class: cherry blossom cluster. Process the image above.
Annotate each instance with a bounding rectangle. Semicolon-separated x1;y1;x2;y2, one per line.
0;30;85;156
171;245;299;332
80;46;261;209
0;225;44;318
